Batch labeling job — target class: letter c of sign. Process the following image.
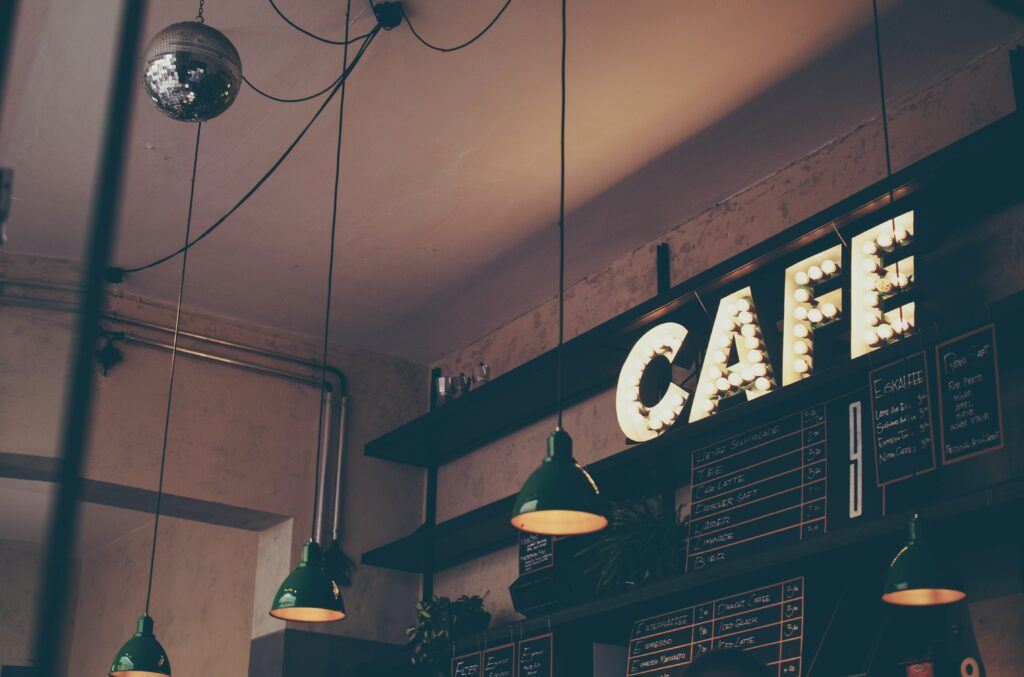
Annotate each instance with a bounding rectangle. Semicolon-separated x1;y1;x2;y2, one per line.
616;322;689;442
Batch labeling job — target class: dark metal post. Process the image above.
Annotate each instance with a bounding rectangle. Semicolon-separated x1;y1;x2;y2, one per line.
31;3;148;675
1011;46;1024;114
0;0;19;112
422;463;438;599
656;242;671;294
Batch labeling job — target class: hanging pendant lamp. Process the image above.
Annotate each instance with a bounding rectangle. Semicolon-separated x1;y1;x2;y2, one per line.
511;0;607;537
109;102;207;677
882;514;966;606
868;0;964;607
269;0;354;623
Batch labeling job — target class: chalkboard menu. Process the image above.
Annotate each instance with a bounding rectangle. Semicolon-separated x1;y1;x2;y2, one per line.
869;352;936;486
519;532;555;575
626;578;804;676
687;408;827;572
452;651;482;677
518;634;552;677
483;643;515;677
936;325;1004;464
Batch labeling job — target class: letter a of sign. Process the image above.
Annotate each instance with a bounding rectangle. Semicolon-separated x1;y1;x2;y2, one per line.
616;322;689;442
690;288;778;423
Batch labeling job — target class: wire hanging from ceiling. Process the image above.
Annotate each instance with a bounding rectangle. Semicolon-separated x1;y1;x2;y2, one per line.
268;0;371;45
377;0;513;53
109;25;380;278
242;71;345;103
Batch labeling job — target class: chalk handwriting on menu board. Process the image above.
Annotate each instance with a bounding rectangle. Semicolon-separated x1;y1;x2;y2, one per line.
482;643;515;677
626;578;804;676
517;633;552;677
452;651;481;677
687;408;827;573
519;532;554;575
869;352;936;486
936;325;1004;464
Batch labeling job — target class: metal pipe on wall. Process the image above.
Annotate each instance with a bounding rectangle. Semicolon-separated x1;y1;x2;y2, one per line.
313;389;333;541
331;394;348;540
0;279;347;394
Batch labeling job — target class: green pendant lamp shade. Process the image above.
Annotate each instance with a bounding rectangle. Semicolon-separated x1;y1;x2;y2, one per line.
882;514;966;606
109;615;171;677
511;429;608;536
270;540;346;622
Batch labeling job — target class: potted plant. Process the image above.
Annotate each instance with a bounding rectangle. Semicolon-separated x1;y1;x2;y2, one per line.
406;594;491;676
575;495;687;595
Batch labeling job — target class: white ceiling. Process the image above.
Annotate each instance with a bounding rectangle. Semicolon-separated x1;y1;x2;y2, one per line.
1;0;1021;362
0;478;152;556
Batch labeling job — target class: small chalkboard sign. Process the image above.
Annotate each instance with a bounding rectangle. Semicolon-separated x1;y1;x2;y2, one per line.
936;324;1004;464
452;651;482;677
482;643;515;677
518;532;554;575
869;352;936;486
517;633;552;677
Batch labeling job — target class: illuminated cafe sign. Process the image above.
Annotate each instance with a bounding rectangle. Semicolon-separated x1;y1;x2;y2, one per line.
616;211;916;442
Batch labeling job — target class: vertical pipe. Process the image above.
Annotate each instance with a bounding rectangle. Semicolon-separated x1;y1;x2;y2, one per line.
32;3;148;675
331;394;348;540
313;388;333;542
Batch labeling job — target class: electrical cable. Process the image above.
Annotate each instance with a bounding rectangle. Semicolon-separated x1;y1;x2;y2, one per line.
268;0;370;45
311;0;352;543
242;71;345;103
145;120;201;613
556;0;566;427
400;0;512;53
111;24;380;278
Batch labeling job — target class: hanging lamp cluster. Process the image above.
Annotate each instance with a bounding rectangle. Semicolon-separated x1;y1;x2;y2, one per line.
510;0;607;538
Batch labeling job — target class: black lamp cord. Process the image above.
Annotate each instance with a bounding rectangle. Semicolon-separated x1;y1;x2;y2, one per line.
872;0;922;506
556;0;566;429
311;0;353;543
403;0;512;53
144;121;202;615
114;25;378;278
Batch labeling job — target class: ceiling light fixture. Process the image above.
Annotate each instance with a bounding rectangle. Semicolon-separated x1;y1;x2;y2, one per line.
110;20;212;666
141;0;242;122
269;0;354;624
869;0;964;606
511;0;607;537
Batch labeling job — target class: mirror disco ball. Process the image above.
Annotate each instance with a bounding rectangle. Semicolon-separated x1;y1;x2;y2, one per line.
142;21;242;122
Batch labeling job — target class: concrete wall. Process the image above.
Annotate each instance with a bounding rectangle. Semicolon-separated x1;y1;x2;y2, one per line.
0;540;46;670
66;517;257;677
0;252;430;671
428;36;1024;633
